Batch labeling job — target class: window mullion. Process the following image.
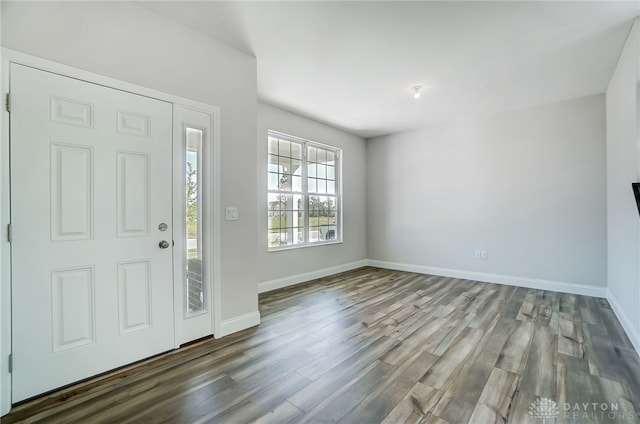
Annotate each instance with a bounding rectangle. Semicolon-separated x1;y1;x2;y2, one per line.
335;150;340;241
302;142;308;245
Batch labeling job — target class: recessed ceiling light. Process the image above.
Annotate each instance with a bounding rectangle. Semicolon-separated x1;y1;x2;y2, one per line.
413;86;422;99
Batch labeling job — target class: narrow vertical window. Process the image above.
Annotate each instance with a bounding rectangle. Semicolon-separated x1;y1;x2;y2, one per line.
307;146;338;243
268;130;341;250
268;135;305;248
186;127;204;314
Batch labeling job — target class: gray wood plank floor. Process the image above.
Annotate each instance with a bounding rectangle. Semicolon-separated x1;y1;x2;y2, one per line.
3;267;640;423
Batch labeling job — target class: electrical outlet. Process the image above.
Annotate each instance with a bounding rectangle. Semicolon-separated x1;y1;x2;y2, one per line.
481;250;488;260
474;250;481;259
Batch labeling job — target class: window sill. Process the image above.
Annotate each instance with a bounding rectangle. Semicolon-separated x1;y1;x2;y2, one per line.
268;239;343;252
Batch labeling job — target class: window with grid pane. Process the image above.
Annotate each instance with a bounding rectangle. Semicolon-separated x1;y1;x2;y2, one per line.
268;131;341;249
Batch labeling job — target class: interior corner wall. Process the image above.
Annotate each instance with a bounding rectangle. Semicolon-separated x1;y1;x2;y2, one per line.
1;2;259;322
367;94;607;291
0;2;7;417
256;103;367;292
606;18;640;351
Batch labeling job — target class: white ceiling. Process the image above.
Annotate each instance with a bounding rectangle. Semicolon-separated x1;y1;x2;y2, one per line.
140;1;640;139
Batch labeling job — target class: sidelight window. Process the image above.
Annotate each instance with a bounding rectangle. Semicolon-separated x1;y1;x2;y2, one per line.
185;127;204;314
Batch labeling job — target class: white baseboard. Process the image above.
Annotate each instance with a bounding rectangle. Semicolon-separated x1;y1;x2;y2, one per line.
216;311;261;338
606;289;640;355
366;260;607;298
258;259;369;293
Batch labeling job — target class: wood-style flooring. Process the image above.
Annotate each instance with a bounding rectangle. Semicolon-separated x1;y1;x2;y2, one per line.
3;267;640;423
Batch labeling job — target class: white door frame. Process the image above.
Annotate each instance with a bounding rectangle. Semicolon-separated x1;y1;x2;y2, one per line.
0;48;222;416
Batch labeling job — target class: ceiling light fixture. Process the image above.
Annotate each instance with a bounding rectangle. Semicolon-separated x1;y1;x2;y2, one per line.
413;86;422;99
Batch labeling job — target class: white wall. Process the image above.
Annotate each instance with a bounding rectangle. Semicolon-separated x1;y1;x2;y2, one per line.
257;103;367;292
367;94;607;292
606;18;640;351
1;2;259;325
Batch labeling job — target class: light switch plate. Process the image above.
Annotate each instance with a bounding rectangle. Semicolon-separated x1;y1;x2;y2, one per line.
225;207;238;221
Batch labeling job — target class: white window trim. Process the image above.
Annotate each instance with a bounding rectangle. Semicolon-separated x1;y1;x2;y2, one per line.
268;130;342;251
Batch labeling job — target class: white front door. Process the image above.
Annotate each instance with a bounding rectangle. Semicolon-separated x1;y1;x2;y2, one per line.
10;63;175;401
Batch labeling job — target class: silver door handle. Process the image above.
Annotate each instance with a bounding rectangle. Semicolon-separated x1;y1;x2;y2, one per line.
158;240;170;249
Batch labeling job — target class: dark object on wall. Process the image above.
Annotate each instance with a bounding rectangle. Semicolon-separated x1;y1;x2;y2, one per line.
633;183;640;216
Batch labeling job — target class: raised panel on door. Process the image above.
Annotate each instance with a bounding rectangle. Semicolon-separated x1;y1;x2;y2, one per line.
50;96;94;128
50;143;94;241
117;111;150;137
117;151;150;238
10;63;175;401
51;267;96;352
118;260;151;335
